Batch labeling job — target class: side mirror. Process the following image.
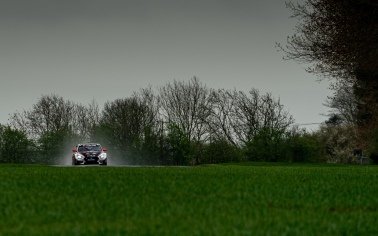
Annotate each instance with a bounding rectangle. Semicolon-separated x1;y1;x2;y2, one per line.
103;148;107;152
72;148;77;152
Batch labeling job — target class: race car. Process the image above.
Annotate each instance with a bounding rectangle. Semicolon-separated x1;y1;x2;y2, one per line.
72;143;107;165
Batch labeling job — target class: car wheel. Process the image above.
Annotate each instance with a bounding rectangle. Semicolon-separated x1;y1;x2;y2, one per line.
72;158;77;166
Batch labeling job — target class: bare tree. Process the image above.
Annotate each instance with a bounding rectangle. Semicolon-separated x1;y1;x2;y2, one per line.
100;92;159;150
73;99;101;139
278;0;378;82
323;84;357;126
158;77;213;143
278;0;378;149
230;89;294;145
207;88;294;147
135;86;162;136
10;94;76;139
207;89;238;146
9;94;100;140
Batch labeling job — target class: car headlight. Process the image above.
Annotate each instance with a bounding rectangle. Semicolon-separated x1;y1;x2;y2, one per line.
75;153;84;160
98;152;107;160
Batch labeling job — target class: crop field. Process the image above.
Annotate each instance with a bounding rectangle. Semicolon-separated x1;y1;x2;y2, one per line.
1;163;378;235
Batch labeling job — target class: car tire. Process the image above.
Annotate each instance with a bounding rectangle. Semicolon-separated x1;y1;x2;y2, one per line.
72;158;77;166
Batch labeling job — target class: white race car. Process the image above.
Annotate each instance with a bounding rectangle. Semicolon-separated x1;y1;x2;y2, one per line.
72;143;107;165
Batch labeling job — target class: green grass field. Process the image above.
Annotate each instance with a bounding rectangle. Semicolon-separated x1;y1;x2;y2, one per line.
1;163;378;235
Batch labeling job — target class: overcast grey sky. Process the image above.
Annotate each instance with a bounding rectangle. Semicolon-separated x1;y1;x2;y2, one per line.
0;0;331;130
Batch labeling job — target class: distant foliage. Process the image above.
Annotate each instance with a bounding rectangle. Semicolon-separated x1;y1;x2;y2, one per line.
37;128;83;164
4;78;342;166
286;130;326;163
95;90;161;165
314;123;358;164
201;138;244;164
164;122;193;165
242;128;326;163
207;88;294;147
159;77;212;144
0;125;36;163
9;94;99;140
244;128;288;162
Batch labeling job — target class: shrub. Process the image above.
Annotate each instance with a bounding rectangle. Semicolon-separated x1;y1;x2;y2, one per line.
243;128;289;162
288;132;326;163
313;124;358;164
165;122;193;165
0;125;36;163
201;138;243;164
37;128;83;164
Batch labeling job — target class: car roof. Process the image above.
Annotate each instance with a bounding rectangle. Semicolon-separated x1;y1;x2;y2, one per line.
77;143;102;147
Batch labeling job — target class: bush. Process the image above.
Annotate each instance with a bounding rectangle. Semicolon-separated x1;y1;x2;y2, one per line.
241;128;326;163
38;128;83;164
314;124;358;164
243;128;289;162
201;138;243;164
288;132;326;163
0;125;36;163
165;123;193;165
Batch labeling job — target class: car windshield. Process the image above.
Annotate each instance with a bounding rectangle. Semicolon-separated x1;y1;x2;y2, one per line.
78;145;102;152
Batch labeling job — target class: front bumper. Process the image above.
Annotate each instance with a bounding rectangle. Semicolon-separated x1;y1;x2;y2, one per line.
74;157;107;165
73;152;107;165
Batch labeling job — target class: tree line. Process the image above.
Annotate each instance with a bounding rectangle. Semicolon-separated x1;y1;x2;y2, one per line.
0;77;336;165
